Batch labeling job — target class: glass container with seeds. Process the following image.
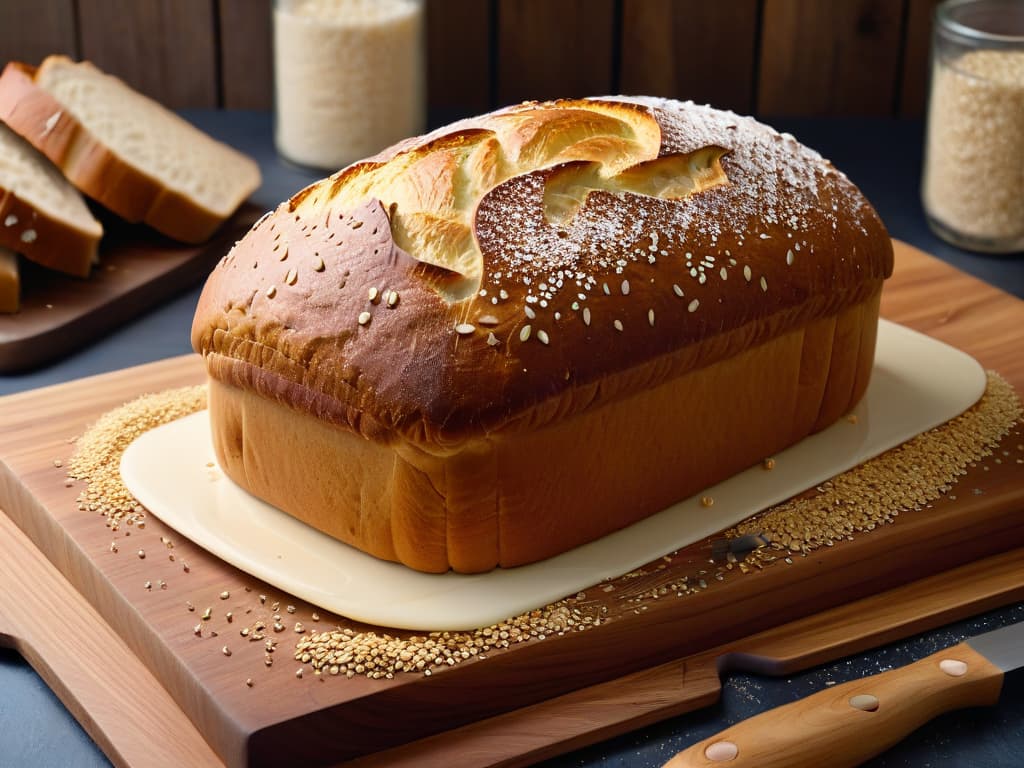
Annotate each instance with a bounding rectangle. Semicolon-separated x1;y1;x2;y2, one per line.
922;0;1024;253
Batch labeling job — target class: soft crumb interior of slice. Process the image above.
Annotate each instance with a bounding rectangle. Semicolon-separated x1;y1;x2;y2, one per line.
37;60;260;216
0;122;101;236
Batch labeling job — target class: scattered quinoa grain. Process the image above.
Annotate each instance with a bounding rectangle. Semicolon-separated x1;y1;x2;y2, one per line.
732;372;1020;560
68;386;206;528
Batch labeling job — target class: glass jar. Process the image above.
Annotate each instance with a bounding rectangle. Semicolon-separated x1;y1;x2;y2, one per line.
272;0;426;171
922;0;1024;253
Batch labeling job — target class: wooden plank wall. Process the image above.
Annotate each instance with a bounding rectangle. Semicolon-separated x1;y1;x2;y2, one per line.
0;0;941;118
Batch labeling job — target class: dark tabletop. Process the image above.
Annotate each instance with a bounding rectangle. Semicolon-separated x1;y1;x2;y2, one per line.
0;111;1021;768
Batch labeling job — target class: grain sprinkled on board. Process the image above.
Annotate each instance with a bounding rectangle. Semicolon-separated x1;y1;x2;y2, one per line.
68;386;207;530
732;372;1021;560
295;601;601;680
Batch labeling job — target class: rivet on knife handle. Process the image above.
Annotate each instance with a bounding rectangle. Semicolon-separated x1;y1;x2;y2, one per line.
662;643;1003;768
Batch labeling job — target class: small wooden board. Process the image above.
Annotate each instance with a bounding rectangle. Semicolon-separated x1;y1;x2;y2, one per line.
0;241;1022;767
0;205;260;372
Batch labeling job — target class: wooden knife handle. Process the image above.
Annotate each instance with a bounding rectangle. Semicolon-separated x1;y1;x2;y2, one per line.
663;643;1004;768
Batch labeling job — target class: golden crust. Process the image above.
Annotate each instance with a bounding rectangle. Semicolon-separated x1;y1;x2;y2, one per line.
193;98;892;449
0;248;19;312
0;182;99;277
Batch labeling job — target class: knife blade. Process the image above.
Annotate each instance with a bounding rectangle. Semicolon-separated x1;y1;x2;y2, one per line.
663;620;1022;768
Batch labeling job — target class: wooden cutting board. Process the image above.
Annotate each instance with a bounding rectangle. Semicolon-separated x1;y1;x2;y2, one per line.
0;204;260;372
0;240;1022;768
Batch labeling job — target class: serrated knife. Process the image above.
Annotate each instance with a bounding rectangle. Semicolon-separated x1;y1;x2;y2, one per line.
663;620;1022;768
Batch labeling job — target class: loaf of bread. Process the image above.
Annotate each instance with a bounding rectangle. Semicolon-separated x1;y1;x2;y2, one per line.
191;98;893;574
0;57;261;244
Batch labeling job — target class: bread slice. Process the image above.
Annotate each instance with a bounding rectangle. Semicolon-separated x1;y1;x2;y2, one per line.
0;121;101;277
0;247;19;312
0;57;261;244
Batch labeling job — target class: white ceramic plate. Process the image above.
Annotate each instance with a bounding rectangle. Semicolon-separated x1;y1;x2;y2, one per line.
121;320;985;630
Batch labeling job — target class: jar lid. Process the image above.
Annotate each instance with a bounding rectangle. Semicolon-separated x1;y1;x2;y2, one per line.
937;0;1024;45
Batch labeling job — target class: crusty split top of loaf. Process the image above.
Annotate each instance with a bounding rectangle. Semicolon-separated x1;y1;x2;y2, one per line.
192;98;893;449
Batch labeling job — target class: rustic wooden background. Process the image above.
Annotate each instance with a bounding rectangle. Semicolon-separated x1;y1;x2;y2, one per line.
0;0;939;118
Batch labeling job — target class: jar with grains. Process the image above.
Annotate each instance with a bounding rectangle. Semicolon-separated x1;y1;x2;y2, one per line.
273;0;426;171
922;0;1024;253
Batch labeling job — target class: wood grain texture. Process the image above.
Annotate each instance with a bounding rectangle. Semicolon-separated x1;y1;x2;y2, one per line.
497;0;615;105
428;0;492;114
350;550;1024;768
900;0;940;117
77;0;218;108
5;2;940;118
0;242;1022;767
3;529;1019;768
0;206;260;373
665;642;1005;768
0;511;221;768
219;0;272;109
619;0;759;113
0;0;77;65
758;0;907;116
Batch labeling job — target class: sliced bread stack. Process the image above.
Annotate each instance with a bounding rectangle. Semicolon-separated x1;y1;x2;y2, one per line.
0;55;262;312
